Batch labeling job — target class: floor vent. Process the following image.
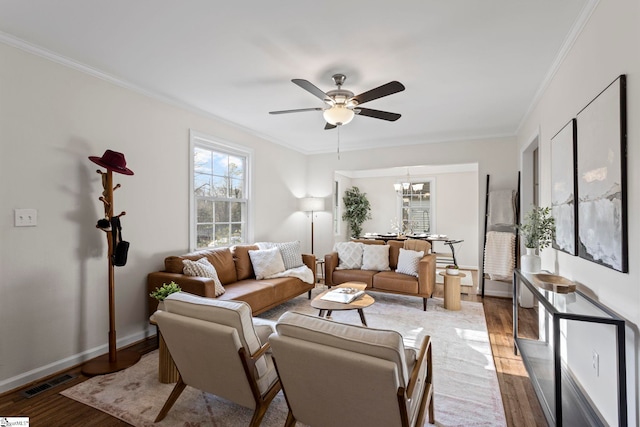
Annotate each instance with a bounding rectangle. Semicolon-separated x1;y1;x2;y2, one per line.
21;373;76;398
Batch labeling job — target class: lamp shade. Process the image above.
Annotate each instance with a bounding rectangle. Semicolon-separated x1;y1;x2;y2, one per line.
299;197;325;212
323;105;355;126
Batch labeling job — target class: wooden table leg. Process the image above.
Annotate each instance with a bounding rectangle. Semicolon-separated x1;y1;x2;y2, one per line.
357;309;368;326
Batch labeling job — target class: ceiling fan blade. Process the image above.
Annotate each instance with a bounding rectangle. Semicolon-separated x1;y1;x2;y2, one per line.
352;81;405;105
324;122;337;130
356;107;401;121
269;107;324;115
292;79;332;103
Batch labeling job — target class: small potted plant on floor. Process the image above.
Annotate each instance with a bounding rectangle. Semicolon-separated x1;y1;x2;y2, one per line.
149;281;182;310
445;264;459;275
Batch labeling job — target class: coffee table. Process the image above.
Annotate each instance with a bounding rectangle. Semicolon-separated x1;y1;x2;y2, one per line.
311;282;374;326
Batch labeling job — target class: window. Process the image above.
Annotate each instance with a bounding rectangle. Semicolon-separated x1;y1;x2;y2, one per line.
190;130;252;249
397;179;435;234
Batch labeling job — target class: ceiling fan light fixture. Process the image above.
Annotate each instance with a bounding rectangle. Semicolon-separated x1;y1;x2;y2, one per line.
323;105;355;126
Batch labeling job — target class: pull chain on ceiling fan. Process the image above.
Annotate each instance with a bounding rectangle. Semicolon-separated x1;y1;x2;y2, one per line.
269;74;405;129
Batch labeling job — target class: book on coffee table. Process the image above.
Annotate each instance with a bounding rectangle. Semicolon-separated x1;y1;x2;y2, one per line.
320;287;365;304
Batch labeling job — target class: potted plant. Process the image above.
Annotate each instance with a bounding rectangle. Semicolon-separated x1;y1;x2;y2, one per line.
149;281;182;310
518;206;555;273
445;264;459;275
342;186;372;238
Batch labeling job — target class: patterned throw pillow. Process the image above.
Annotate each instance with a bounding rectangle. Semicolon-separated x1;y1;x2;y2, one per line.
249;247;286;279
257;241;303;270
334;242;364;270
361;244;391;271
182;257;226;296
395;248;424;277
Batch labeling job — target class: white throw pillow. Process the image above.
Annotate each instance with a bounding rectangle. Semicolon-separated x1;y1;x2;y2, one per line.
395;248;424;277
361;244;391;271
182;258;226;296
334;242;364;270
249;247;286;279
256;241;304;270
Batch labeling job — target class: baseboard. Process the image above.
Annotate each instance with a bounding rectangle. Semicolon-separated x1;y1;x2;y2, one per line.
0;330;150;394
482;289;513;298
481;278;513;298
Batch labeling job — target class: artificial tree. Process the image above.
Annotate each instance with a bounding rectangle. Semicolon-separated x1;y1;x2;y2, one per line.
342;186;372;238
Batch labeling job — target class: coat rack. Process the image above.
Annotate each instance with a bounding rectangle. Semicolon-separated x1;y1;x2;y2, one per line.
82;150;140;375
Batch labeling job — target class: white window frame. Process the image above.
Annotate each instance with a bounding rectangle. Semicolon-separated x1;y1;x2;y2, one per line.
189;129;253;250
396;177;436;234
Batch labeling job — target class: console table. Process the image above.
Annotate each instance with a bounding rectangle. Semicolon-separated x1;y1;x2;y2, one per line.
513;269;627;426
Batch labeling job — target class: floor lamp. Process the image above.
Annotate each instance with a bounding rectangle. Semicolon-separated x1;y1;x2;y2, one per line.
299;197;325;254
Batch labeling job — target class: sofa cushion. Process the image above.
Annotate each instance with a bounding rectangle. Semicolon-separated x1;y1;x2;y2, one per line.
182;257;226;296
396;248;424;277
249;247;286;279
388;240;403;269
165;248;237;285
232;244;259;280
331;269;377;288
373;271;419;294
334;242;364;270
404;239;431;253
361;244;391;271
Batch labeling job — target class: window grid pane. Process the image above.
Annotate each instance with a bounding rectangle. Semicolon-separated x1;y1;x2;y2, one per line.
400;182;431;234
194;142;247;249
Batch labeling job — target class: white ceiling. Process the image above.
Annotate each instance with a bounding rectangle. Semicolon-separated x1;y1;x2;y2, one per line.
0;0;594;154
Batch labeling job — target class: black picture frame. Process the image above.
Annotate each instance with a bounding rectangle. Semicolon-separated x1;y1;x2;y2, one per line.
576;75;628;272
551;119;578;255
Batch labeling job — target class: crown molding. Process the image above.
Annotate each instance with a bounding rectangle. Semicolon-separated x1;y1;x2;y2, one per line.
516;0;600;134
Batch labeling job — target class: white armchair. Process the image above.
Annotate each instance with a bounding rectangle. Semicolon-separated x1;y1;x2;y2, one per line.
269;311;434;427
153;292;280;425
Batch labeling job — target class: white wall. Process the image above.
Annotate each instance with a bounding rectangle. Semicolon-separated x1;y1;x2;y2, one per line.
307;137;519;296
517;0;639;424
0;42;310;392
334;171;479;268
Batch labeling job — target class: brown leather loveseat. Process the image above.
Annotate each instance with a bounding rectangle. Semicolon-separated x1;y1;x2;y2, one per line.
324;239;436;310
147;244;316;317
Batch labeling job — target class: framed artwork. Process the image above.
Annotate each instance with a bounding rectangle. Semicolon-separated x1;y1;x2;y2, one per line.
576;75;628;272
551;119;577;255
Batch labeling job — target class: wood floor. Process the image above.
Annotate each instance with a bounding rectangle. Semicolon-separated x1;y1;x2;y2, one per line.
0;273;547;426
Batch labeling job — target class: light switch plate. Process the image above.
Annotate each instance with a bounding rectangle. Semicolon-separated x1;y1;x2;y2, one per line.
15;208;37;227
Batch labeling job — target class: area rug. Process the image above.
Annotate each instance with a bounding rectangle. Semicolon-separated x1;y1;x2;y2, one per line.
62;291;506;426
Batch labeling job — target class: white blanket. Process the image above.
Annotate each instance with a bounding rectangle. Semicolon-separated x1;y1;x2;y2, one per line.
483;231;515;281
265;265;315;284
488;190;516;226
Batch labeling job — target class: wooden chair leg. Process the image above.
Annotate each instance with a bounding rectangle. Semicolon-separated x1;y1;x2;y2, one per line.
155;376;187;422
423;297;427;311
284;410;297;427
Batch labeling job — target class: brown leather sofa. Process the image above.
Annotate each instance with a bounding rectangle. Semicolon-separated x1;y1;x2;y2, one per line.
324;239;436;310
147;244;316;317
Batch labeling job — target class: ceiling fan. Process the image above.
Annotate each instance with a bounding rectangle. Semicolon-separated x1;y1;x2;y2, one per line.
269;74;405;129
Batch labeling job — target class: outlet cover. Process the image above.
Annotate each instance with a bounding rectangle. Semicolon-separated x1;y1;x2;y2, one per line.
15;208;37;227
